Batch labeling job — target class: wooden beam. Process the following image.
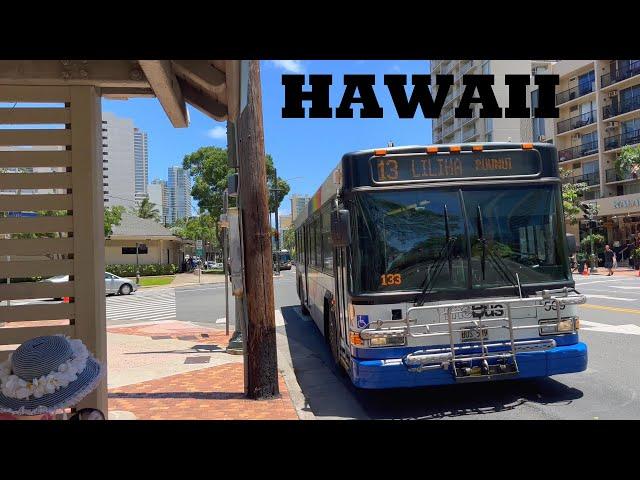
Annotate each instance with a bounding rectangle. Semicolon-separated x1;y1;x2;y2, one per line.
0;258;74;277
0;194;72;212
225;60;241;122
0;172;72;190
0;325;75;345
0;150;71;169
0;216;73;235
172;60;226;95
0;129;71;147
138;60;189;127
0;303;75;323
102;87;155;99
0;237;74;256
179;79;227;122
0;281;74;301
0;60;149;88
0;107;70;124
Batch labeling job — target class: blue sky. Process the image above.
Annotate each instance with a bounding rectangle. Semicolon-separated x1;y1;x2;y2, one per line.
102;60;432;216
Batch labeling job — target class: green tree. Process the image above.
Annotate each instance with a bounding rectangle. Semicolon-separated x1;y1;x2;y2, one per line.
615;144;640;179
171;213;220;251
104;205;125;237
133;197;161;222
282;227;295;255
182;145;290;240
560;168;589;225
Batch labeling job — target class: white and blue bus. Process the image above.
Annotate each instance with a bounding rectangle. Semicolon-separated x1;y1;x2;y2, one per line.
293;143;587;389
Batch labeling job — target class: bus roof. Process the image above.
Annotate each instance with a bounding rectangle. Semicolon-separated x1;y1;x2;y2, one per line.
293;142;559;229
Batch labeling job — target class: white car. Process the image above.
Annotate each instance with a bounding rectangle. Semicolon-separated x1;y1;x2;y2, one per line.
40;272;138;297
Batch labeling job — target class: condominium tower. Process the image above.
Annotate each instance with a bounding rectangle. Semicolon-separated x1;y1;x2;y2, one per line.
429;60;554;144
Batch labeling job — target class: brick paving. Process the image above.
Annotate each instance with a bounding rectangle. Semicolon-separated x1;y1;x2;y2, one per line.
106;320;299;420
108;363;297;420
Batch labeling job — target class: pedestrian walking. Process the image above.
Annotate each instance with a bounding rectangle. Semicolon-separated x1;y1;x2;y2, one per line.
0;335;105;420
604;244;615;276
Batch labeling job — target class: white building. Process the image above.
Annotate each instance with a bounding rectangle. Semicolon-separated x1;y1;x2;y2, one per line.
290;194;310;222
102;112;136;208
430;60;554;144
167;166;191;224
148;179;168;225
134;128;149;203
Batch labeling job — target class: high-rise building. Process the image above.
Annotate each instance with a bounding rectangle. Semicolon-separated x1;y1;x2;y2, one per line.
134;128;149;202
430;60;554;144
290;194;310;222
167;166;192;224
148;179;168;224
102;112;136;208
552;60;640;247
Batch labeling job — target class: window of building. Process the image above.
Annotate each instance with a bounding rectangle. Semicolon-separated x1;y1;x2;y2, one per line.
582;160;598;174
578;71;595;96
484;117;493;134
315;216;322;268
122;245;148;255
482;60;490;75
581;130;597;146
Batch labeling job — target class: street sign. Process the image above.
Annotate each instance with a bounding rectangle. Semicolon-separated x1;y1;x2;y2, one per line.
196;239;204;256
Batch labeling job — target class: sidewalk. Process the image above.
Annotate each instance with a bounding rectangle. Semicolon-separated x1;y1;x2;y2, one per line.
106;321;298;420
577;267;639;277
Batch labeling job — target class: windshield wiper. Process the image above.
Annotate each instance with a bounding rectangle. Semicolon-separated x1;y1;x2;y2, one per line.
475;205;523;297
415;205;456;307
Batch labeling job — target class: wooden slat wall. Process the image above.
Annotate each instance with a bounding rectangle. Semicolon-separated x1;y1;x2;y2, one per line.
0;84;106;414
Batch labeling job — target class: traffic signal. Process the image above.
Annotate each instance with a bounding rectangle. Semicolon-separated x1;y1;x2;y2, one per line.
580;202;597;221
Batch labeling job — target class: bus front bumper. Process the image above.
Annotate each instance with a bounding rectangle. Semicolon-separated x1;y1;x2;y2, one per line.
349;341;587;389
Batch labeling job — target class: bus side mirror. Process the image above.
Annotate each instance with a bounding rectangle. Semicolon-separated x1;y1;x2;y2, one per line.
566;233;577;255
331;209;351;247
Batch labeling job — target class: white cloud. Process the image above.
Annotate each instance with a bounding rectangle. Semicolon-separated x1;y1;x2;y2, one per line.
207;126;226;140
270;60;305;74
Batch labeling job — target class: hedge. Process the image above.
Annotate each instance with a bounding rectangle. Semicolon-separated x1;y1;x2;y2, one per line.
106;264;178;277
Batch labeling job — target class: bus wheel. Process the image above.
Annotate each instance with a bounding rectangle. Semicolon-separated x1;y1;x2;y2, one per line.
325;301;340;368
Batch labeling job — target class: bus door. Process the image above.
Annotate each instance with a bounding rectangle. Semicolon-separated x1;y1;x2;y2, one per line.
304;225;310;306
333;245;350;362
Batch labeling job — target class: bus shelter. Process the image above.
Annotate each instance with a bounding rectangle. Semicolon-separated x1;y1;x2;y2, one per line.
0;60;248;415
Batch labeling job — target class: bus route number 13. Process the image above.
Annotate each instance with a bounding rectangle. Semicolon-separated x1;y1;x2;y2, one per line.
377;158;399;181
380;273;402;286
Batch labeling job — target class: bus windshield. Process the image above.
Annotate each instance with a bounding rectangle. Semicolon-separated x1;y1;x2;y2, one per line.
351;184;568;295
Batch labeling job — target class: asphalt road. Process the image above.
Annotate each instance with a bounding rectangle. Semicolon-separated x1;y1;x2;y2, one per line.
99;268;640;419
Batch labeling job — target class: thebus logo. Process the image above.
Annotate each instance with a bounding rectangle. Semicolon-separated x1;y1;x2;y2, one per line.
281;74;559;119
471;304;505;319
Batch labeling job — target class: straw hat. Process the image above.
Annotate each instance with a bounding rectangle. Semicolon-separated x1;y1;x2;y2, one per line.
0;335;104;416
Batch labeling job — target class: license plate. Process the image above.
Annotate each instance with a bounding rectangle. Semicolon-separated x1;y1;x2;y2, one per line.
461;326;489;342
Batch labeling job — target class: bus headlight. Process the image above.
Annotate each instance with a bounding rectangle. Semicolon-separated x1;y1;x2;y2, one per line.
368;335;406;347
539;317;577;335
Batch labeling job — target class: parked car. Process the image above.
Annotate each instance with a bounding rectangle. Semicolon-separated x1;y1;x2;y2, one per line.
40;272;138;298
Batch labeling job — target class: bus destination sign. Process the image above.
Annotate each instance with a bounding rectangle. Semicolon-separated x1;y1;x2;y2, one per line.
371;150;541;183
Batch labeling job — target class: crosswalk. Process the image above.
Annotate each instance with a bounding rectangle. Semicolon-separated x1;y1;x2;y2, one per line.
106;290;176;323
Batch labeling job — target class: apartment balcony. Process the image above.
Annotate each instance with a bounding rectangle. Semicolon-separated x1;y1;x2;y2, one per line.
602;95;640;120
557;140;599;162
462;126;478;141
606;167;638;183
555;80;595;106
443;123;456;136
562;171;600;187
556;110;597;134
604;129;640;151
442;108;454;122
601;60;640;89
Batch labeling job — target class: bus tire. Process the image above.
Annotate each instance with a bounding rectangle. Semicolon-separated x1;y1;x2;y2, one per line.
325;300;340;368
298;278;310;316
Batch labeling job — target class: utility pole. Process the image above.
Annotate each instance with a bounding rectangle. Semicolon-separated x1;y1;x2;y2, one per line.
273;167;281;276
236;60;279;399
135;242;141;283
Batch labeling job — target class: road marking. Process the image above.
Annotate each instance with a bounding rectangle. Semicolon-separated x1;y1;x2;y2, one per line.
216;318;226;324
611;286;640;290
106;290;176;323
575;279;627;285
579;318;640;335
582;303;640;315
584;294;635;301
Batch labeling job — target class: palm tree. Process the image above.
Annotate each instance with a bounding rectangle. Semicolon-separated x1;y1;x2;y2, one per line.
135;197;161;222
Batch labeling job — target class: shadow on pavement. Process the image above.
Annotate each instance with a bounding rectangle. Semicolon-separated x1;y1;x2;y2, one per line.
279;305;583;420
